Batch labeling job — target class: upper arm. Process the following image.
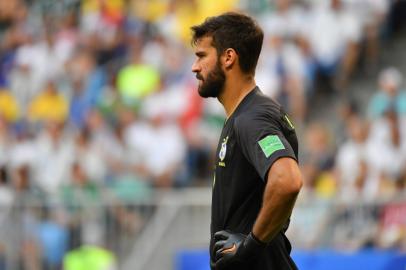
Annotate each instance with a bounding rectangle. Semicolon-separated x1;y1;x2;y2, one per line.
266;157;303;194
235;111;297;181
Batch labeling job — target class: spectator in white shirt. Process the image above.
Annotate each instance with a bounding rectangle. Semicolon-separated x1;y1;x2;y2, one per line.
307;0;362;89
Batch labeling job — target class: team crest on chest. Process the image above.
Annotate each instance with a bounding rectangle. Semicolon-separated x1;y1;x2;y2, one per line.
218;136;228;167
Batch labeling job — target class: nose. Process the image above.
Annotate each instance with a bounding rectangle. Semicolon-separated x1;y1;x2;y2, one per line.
191;60;200;73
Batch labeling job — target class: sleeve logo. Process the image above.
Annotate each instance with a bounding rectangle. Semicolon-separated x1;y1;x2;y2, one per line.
258;135;285;158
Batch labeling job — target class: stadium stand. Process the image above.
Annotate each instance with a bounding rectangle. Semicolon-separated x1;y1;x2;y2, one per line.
0;0;406;269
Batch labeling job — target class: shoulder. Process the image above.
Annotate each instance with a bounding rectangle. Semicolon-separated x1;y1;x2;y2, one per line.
234;92;281;131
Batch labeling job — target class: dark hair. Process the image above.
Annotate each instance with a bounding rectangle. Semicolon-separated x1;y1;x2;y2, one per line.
191;12;264;75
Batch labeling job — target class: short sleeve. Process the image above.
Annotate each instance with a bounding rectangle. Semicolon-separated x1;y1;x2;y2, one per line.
234;111;297;181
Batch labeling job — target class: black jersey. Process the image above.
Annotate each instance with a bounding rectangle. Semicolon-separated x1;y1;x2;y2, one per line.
210;87;298;270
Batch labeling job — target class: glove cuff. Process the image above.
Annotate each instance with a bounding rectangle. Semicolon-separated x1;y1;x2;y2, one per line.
245;232;267;252
250;232;267;245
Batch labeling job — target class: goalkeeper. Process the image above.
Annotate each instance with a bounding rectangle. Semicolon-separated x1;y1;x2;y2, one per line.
191;12;303;270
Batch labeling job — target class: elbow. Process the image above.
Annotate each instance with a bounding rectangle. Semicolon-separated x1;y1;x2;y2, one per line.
289;173;303;195
282;168;303;196
272;170;303;197
268;158;303;196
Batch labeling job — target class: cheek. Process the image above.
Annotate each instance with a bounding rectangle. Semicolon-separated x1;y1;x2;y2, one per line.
203;67;209;77
198;53;218;77
199;66;209;79
203;61;216;76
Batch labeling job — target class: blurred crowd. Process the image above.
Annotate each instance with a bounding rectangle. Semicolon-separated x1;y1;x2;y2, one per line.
1;0;406;268
304;67;406;201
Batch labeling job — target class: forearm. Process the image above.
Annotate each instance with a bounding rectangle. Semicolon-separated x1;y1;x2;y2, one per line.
252;159;302;243
252;184;299;243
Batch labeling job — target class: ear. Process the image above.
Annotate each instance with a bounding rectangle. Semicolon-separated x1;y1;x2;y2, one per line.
222;48;237;70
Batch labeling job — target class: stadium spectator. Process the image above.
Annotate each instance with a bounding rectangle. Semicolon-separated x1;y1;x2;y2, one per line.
28;80;69;123
67;49;107;128
334;115;369;200
62;162;103;250
343;0;390;72
116;43;160;105
32;121;74;196
301;122;335;196
83;109;132;182
36;207;68;270
10;164;43;270
8;127;36;177
123;107;186;188
73;128;107;183
63;245;117;270
364;106;406;199
0;88;20;122
258;0;312;122
79;0;124;66
11;29;67;109
307;0;362;90
367;67;406;119
0;117;11;167
11;164;42;200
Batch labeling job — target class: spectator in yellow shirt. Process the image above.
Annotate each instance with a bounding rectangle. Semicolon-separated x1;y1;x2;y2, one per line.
28;81;68;123
0;89;20;122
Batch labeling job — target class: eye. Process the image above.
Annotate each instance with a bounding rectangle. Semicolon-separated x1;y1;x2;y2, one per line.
195;52;206;59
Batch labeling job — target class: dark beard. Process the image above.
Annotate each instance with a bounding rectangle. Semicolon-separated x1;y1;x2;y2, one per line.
197;61;225;98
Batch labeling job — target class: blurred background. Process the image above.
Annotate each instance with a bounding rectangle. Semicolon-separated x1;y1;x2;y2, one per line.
1;0;406;269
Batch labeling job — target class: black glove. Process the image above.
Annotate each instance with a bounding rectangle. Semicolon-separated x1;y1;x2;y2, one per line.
212;230;267;269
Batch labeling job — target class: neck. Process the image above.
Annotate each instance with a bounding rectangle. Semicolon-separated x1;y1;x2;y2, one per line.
218;75;256;118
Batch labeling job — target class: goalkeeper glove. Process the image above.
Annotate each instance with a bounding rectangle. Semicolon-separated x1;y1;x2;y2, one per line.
212;230;267;269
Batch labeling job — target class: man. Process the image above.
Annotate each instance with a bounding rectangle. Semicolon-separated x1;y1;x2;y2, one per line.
191;12;303;270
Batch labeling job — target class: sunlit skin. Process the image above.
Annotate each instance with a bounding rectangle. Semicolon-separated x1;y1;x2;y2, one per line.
191;36;225;98
191;36;256;118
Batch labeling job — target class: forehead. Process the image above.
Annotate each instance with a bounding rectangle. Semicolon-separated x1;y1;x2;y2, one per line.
194;36;215;52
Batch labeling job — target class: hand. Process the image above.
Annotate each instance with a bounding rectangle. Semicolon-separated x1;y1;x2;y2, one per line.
212;230;267;269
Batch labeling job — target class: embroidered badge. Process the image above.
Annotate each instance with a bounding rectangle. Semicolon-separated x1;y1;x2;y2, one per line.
258;135;285;158
218;136;228;167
